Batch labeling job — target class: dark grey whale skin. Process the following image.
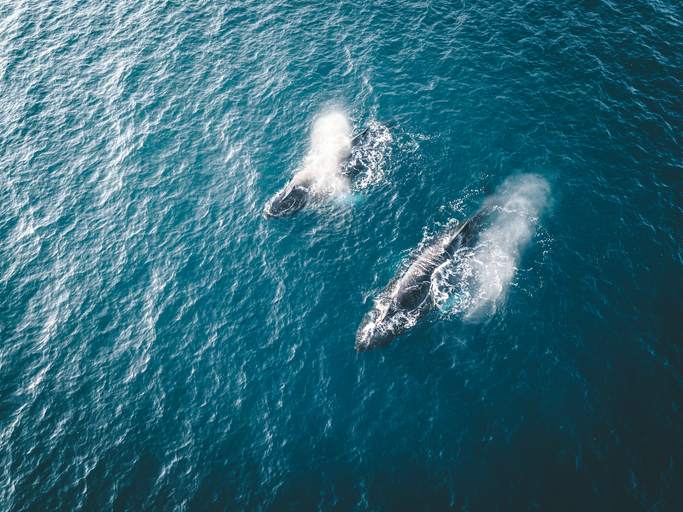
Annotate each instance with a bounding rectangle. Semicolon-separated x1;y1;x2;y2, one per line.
263;182;311;218
263;127;375;218
355;210;487;351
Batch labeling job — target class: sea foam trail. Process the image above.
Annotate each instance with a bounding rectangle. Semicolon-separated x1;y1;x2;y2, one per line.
348;120;393;191
290;110;352;197
432;174;551;319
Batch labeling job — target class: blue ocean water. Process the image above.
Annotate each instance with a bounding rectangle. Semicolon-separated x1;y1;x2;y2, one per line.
1;0;682;510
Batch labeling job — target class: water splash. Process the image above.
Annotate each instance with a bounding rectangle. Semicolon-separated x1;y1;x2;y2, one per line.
348;119;393;190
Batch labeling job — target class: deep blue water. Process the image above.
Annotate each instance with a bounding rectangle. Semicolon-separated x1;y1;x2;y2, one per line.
1;0;682;510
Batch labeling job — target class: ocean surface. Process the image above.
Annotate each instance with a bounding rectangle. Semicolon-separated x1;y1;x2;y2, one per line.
1;1;682;510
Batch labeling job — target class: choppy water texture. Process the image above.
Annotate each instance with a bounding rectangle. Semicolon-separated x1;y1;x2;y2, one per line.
1;1;682;510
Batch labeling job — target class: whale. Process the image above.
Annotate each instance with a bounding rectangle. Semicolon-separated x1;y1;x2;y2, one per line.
356;174;551;350
264;124;384;218
355;209;488;351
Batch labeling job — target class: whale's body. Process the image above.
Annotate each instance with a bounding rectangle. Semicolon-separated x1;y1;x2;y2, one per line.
356;210;486;350
264;125;380;218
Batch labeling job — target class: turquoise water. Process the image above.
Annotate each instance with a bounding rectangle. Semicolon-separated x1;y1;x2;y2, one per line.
1;0;682;510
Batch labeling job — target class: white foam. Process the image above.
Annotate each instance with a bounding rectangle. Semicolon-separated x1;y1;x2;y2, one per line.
348;120;393;190
432;174;550;319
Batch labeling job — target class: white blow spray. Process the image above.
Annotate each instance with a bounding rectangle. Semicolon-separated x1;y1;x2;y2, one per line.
432;174;551;319
291;109;352;196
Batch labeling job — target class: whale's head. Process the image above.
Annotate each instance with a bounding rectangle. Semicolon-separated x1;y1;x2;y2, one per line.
264;183;309;218
355;302;410;351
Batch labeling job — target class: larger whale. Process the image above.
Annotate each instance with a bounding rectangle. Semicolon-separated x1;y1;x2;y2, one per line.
356;173;550;350
264;122;388;218
356;209;487;351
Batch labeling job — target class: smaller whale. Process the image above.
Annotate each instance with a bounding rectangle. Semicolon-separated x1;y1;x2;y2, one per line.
264;123;388;218
356;209;488;350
